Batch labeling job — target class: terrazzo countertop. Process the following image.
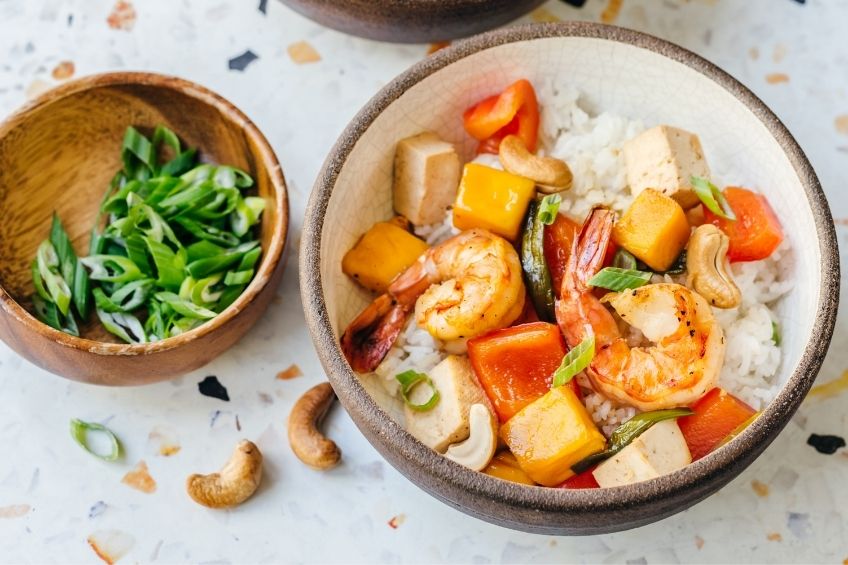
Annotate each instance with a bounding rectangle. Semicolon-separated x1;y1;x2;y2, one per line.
1;0;846;563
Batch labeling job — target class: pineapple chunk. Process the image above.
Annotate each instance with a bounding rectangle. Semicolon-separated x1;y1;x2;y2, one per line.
404;355;489;453
500;386;606;486
393;132;461;226
452;163;536;241
613;189;690;271
623;125;710;209
592;420;692;487
342;221;428;293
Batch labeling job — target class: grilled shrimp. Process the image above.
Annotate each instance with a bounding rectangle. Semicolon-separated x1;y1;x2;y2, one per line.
555;208;724;411
341;228;525;372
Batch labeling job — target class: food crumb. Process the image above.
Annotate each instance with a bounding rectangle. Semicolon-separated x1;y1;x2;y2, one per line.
751;479;769;497
772;43;787;63
427;41;451;55
767;532;782;542
387;514;406;529
600;0;623;23
106;0;136;31
235;414;242;431
121;460;156;493
0;504;30;518
531;8;561;23
694;535;704;549
51;61;75;80
749;46;760;60
88;501;107;519
287;41;321;64
765;73;790;84
276;364;303;380
88;530;135;564
148;427;181;457
835;116;848;136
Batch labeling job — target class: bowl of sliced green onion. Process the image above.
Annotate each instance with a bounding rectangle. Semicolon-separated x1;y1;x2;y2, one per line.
0;72;288;385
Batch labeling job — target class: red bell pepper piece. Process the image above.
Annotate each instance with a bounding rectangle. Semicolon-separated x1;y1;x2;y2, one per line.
703;187;783;262
468;322;579;422
678;387;757;460
543;213;579;296
559;467;600;489
463;79;540;155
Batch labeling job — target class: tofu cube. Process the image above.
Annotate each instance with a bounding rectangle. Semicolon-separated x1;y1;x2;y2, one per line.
500;386;606;487
592;420;692;488
623;125;710;209
404;355;489;453
342;221;428;293
452;163;536;241
612;188;691;271
393;132;461;226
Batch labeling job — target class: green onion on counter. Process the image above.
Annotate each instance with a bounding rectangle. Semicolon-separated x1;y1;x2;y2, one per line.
29;125;265;343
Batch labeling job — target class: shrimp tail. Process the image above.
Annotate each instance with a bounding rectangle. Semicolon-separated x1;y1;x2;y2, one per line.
340;294;410;373
562;206;615;295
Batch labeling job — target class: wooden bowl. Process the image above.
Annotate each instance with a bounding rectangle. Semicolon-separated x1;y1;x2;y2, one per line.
0;72;289;385
301;23;839;533
278;0;546;43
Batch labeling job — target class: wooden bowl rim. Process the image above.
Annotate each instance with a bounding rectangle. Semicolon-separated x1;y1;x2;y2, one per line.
300;22;840;529
0;71;289;356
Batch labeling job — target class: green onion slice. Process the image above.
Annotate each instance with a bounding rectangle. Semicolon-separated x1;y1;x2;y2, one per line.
691;176;736;221
587;267;652;291
395;370;440;412
771;321;781;346
36;241;72;316
154;292;218;319
571;407;694;474
551;333;595;388
611;249;637;270
536;194;562;226
69;418;122;461
81;255;145;284
96;308;147;343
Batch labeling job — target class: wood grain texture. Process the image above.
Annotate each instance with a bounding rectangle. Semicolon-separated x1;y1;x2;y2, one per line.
0;72;289;385
278;0;546;43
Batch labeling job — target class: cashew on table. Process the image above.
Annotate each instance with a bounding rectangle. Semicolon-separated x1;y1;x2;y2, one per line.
186;440;263;508
288;382;342;470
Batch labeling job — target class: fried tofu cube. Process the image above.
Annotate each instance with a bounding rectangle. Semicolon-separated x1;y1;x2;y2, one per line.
500;386;606;487
452;163;536;241
623;125;710;209
342;221;428;293
592;420;692;488
613;188;691;271
393;132;461;226
404;355;489;453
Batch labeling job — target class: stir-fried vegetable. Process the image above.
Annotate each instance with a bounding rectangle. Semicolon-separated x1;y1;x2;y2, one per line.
520;198;557;321
29;125;264;343
543;212;579;295
551;333;594;388
571;408;694;474
587;267;652;292
462;79;540;154
395;369;440;412
453;163;536;241
677;387;757;460
613;188;691;271
691;176;736;221
702;186;784;262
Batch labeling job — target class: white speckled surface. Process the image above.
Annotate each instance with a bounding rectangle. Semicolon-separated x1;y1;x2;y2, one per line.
0;0;846;562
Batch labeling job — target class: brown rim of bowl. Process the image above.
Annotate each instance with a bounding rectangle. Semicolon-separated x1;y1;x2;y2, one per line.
0;71;289;356
301;22;839;515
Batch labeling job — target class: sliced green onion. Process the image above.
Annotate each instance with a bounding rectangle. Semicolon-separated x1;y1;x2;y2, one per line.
124;234;154;276
551;333;595;388
691;176;736;221
587;267;652;292
231;196;267;237
536;194;562;226
186;241;258;278
121;126;155;180
175;217;241;247
96;308;147;343
32;295;63;331
144;237;185;290
49;214;77;290
81;255;145;283
69;418;122;461
395;370;440;412
224;269;254;286
771;321;781;346
160;148;197;177
154;292;218;319
571;408;694;474
658;251;687;276
186;240;227;262
31;261;51;301
612;248;637;270
36;241;72;316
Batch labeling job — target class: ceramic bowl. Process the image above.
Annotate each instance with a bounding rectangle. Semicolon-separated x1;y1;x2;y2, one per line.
278;0;546;43
0;72;289;385
301;23;839;534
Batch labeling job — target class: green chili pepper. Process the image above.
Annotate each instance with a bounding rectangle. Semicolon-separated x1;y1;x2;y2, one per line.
520;199;555;322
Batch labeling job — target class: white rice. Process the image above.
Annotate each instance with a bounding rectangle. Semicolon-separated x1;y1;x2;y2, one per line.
370;81;790;434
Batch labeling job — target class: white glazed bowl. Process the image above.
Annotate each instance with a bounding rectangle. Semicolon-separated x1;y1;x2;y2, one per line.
301;23;839;534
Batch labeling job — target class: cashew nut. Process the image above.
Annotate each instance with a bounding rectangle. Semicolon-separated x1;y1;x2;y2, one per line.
288;382;341;470
186;440;262;509
498;135;573;193
444;404;498;471
686;224;741;309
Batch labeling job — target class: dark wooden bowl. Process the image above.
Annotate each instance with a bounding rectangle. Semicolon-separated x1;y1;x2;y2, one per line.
301;23;839;533
278;0;546;43
0;72;289;385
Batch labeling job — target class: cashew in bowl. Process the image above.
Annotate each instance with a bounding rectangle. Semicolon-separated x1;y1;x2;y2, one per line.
686;224;741;309
444;404;498;471
498;134;572;193
288;382;341;470
186;440;263;509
